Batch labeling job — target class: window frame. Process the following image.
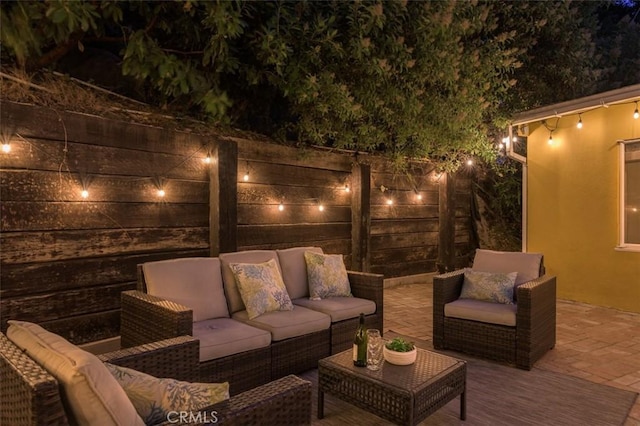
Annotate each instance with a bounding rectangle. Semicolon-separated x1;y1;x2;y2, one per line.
618;138;640;252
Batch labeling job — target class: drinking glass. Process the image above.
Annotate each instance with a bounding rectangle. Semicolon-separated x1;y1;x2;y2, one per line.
366;329;383;371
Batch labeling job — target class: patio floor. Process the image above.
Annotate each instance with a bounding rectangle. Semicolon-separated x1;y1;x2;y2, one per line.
383;282;640;425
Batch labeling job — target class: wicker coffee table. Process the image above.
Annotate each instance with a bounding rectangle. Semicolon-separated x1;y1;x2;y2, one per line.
318;347;466;425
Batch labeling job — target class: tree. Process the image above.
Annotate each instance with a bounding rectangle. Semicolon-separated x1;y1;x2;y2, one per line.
3;0;635;170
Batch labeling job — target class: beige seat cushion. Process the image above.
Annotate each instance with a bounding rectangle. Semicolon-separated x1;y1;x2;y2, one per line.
142;257;229;321
232;306;331;342
293;297;376;322
444;299;517;326
6;320;144;426
276;246;323;299
220;250;281;314
193;318;271;362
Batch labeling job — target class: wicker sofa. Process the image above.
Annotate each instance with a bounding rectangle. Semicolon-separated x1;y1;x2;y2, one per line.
121;247;383;394
433;249;556;370
0;331;312;425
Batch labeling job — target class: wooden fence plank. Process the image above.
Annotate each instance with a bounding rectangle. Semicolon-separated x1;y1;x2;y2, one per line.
1;227;208;264
1;202;207;231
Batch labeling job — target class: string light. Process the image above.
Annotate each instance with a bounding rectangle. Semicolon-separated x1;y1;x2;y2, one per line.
576;114;583;129
386;198;394;205
81;189;89;199
634;102;639;119
1;142;10;153
243;171;249;181
318;204;324;212
466;159;473;166
416;193;423;201
157;189;166;197
344;184;350;192
203;153;212;164
548;132;554;145
278;202;284;211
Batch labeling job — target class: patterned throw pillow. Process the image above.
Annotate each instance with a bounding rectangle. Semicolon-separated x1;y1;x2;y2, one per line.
304;251;352;300
460;269;518;305
230;258;294;319
105;363;229;426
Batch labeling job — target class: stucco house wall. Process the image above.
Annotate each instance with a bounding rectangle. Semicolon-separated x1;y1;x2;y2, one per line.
514;89;640;314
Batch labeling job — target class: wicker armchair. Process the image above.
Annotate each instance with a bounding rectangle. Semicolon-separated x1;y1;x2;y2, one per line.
433;249;556;370
0;333;312;425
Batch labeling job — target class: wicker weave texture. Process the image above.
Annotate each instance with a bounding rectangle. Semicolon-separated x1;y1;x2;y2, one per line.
0;333;69;426
271;329;330;380
433;268;556;370
319;349;466;425
199;346;271;395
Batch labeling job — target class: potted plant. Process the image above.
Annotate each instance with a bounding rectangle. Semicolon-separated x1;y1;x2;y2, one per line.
383;337;417;365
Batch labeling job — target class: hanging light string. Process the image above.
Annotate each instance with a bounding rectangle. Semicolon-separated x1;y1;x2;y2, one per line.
4;126;213;200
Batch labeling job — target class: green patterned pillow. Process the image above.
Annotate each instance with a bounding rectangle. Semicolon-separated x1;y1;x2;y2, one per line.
460;269;517;304
105;363;229;426
304;251;352;300
230;258;294;319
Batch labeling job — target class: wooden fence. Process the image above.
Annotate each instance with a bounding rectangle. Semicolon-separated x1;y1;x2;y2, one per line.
0;100;473;343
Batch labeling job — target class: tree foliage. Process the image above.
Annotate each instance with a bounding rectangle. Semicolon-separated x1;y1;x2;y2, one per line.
1;0;637;171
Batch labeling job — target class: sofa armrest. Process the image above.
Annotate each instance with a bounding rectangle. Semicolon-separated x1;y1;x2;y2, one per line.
98;336;200;383
190;375;311;426
0;333;69;425
432;269;465;349
515;274;557;369
348;271;383;307
120;290;194;348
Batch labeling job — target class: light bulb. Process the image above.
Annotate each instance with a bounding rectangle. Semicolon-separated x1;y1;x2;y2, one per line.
416;193;423;201
548;134;554;145
344;184;350;192
157;189;166;197
466;159;473;166
577;115;583;129
318;204;324;212
634;104;639;120
81;189;89;199
278;203;284;211
204;154;211;164
386;198;393;205
243;172;249;182
1;143;10;153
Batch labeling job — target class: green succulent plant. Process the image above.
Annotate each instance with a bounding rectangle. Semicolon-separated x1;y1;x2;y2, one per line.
385;337;415;353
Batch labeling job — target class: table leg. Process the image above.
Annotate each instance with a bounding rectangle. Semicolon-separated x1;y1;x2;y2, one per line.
460;388;466;421
318;389;325;419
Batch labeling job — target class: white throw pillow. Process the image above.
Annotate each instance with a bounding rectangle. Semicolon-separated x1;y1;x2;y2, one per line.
6;320;144;426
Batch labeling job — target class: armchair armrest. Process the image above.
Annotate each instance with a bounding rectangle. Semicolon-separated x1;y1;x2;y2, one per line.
98;336;200;383
0;333;69;425
120;290;193;348
515;274;557;369
432;269;465;349
187;375;312;426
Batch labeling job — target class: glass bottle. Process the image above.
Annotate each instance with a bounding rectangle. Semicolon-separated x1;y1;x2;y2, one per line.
353;313;368;367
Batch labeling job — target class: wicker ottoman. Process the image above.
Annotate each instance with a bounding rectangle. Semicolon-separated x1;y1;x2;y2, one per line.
318;348;466;425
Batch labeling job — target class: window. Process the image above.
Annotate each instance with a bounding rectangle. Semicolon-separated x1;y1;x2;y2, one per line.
619;139;640;251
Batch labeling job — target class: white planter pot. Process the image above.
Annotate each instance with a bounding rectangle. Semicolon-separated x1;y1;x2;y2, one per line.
383;346;417;365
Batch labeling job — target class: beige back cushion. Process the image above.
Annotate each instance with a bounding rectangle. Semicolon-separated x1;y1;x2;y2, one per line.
142;257;229;321
276;247;323;299
219;250;281;314
472;249;543;285
6;320;144;426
